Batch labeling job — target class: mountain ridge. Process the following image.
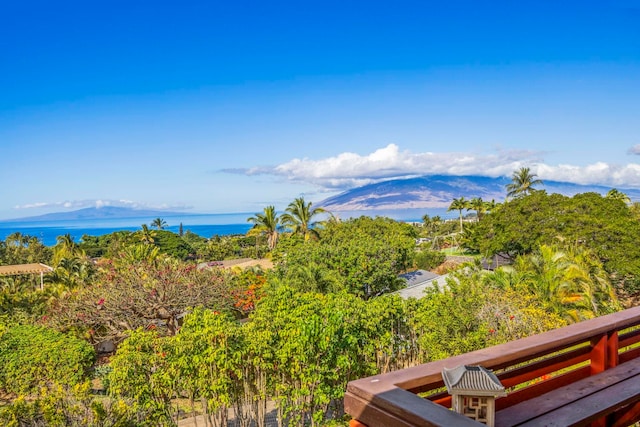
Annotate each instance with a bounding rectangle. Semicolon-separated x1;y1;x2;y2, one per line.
318;175;640;211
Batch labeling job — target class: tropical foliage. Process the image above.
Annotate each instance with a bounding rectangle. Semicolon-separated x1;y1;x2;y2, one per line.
272;216;416;298
467;191;640;297
247;205;281;251
505;166;543;199
447;197;468;232
0;324;95;396
0;186;635;425
280;196;326;241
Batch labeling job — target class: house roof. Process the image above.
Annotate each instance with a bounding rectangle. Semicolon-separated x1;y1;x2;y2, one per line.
394;272;448;299
399;269;439;287
0;263;54;276
442;365;506;397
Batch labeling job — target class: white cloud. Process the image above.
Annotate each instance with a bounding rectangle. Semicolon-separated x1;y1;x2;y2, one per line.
240;144;640;190
14;202;49;209
628;144;640;155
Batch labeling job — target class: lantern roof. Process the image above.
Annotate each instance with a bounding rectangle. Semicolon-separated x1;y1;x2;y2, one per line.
442;365;506;397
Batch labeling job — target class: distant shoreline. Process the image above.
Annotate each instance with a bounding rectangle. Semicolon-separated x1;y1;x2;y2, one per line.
0;208;455;246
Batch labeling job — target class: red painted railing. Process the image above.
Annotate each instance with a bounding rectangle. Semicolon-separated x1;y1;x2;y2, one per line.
345;306;640;427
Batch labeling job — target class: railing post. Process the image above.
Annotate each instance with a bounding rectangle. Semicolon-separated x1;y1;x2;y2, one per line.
590;333;607;375
607;331;619;369
590;330;620;427
590;330;620;375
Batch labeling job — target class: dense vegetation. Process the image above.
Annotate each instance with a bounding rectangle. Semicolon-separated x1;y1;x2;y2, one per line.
0;179;636;426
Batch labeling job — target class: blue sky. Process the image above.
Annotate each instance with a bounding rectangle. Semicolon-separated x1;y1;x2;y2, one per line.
1;0;639;220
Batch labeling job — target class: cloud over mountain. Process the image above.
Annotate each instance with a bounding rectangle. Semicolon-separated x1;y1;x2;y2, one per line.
234;144;640;191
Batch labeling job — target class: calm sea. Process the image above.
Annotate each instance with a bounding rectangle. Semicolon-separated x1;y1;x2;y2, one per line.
0;208;454;246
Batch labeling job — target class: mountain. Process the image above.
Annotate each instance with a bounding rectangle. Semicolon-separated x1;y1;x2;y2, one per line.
1;206;192;222
318;175;640;211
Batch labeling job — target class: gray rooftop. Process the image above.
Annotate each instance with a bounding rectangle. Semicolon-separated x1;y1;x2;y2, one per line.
394;271;448;299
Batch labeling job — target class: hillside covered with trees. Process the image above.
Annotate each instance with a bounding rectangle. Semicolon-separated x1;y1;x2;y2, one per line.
0;170;638;426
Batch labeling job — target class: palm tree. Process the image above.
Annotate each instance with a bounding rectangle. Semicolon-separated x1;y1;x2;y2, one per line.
52;256;92;289
6;232;28;248
468;197;487;221
422;214;442;234
484;199;498;214
53;233;82;265
448;197;469;232
138;224;156;244
281;197;326;241
151;217;167;230
505;167;543;199
512;244;620;320
605;189;631;204
119;243;161;264
247;205;281;251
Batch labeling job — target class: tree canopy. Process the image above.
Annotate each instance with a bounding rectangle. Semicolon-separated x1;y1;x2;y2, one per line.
467;191;640;296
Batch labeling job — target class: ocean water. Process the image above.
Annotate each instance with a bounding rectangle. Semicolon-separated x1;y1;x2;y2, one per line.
0;208;455;246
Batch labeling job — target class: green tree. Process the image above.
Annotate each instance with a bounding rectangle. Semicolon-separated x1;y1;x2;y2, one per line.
49;255;94;290
171;308;243;426
0;325;95;396
281;197;326;241
414;249;446;270
272;216;415;298
151;217;168;230
505;166;543;199
52;233;88;268
137;224;157;244
509;244;621;320
470;191;640;299
468;197;487;220
247;205;281;251
118;243;161;265
448;197;468;232
605;188;631;204
1;233;51;266
108;329;174;425
247;288;371;426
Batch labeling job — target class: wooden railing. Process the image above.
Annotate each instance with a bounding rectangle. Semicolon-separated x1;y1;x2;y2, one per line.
345;306;640;427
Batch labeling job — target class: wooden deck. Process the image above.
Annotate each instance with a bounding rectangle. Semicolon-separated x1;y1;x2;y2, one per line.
345;306;640;427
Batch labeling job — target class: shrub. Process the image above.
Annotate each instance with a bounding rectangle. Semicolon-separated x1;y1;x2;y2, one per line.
414;249;446;270
0;324;95;396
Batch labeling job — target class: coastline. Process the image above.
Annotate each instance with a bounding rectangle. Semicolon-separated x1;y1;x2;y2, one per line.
0;208;456;246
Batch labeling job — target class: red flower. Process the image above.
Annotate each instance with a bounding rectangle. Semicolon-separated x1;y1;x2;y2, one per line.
489;328;496;334
97;298;105;305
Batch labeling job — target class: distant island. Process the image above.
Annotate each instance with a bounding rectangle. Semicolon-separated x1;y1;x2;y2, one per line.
0;206;193;223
